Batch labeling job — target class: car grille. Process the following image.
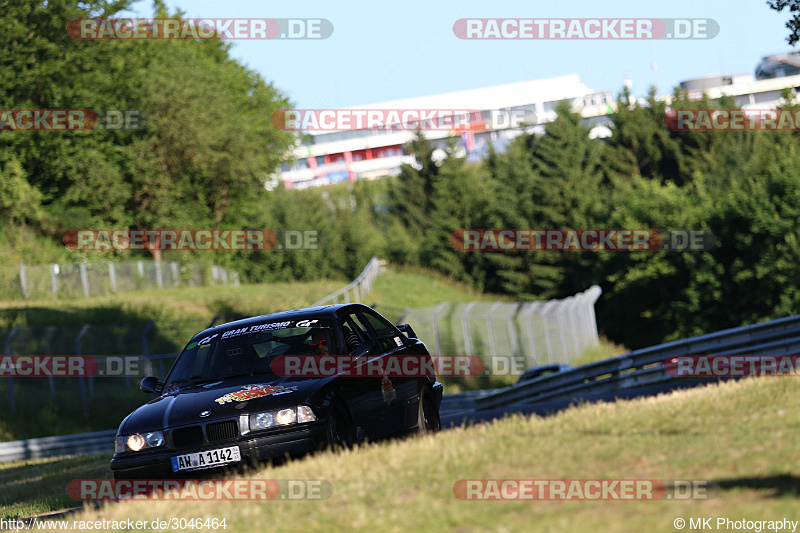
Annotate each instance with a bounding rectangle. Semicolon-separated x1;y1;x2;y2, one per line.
172;426;203;448
206;420;238;442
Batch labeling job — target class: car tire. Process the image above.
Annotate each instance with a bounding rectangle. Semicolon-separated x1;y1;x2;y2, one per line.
416;385;441;434
326;401;354;450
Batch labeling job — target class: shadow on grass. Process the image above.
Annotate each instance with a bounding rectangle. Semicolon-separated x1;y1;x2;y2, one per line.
714;474;800;498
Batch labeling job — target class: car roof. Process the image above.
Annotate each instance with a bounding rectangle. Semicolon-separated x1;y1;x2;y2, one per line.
190;303;373;340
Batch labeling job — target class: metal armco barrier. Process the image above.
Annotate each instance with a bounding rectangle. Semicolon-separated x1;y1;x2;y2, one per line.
0;429;116;463
6;313;800;463
313;256;383;306
477;313;800;410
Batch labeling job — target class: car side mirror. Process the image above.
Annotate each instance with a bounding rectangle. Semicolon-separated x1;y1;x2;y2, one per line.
398;324;417;339
140;376;163;394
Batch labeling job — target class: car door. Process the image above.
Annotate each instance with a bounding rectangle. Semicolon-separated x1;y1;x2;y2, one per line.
335;310;386;441
356;309;420;434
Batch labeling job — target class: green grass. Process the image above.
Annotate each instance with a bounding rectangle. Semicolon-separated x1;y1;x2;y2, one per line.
0;279;346;329
570;336;630;368
4;377;799;531
0;266;517;441
369;265;513;317
0;455;109;520
0;265;509;329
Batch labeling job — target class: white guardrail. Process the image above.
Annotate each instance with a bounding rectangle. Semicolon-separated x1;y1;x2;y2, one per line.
0;429;116;463
4;313;800;462
312;256;383;306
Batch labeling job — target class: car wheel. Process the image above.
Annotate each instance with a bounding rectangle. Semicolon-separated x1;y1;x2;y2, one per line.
416;385;441;434
326;401;354;450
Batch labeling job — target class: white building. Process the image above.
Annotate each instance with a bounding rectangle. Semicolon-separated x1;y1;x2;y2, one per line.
275;54;800;189
276;74;614;189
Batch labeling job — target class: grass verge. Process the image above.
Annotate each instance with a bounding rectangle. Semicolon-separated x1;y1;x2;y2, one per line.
0;266;516;441
4;376;798;531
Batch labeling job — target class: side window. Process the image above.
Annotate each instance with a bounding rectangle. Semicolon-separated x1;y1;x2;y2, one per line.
349;314;373;341
360;311;403;352
340;313;370;353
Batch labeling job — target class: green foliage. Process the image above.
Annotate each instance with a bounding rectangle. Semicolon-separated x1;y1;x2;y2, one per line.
4;0;800;351
767;0;800;44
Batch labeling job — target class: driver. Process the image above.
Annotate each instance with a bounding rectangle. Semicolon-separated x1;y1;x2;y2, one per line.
311;329;330;356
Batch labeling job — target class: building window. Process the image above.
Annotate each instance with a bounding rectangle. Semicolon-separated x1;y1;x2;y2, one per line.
543;100;560;112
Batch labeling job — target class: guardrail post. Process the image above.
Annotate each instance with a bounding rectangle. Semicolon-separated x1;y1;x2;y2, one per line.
79;263;90;297
74;324;90;414
461;302;477;356
486;302;502;357
507;303;521;361
170;262;179;287
108;262;117;293
432;303;449;355
50;264;59;296
19;264;28;299
4;327;18;414
312;256;382;306
155;261;164;288
564;297;579;360
586;285;602;346
522;302;540;367
541;301;557;364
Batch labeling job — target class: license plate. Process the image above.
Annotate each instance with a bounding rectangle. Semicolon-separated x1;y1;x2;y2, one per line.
171;446;241;472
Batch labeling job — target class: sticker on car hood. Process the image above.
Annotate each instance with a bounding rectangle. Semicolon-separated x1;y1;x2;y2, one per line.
214;384;298;405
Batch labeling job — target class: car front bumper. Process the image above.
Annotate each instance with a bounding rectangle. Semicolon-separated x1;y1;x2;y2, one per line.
110;422;327;479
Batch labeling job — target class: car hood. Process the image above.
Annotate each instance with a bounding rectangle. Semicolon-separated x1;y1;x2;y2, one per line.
119;375;325;434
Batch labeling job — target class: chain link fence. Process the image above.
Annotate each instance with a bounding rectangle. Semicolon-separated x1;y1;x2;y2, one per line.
392;286;602;366
0;260;240;300
0;317;220;415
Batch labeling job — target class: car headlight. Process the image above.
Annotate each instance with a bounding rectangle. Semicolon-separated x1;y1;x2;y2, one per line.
297;405;316;423
118;431;165;452
249;406;316;430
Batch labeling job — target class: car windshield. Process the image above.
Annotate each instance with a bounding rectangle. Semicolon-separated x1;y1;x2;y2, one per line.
163;320;332;390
